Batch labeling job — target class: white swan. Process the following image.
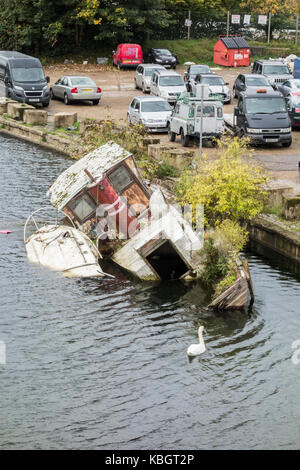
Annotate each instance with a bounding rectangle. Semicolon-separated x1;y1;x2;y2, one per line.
187;326;206;356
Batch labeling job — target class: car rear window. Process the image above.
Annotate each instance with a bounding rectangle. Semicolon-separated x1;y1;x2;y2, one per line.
70;77;95;86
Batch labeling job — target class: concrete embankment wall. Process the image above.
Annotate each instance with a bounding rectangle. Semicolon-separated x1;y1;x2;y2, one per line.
249;215;300;265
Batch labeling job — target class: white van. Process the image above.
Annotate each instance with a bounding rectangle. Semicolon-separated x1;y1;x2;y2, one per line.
150;69;186;104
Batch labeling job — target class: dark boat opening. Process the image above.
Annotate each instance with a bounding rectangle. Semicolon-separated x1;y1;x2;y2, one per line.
146;240;190;280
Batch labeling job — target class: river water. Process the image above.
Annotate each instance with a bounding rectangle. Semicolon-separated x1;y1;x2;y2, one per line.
0;135;299;450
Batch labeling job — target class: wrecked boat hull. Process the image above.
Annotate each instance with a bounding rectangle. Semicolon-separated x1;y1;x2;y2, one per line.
26;225;104;278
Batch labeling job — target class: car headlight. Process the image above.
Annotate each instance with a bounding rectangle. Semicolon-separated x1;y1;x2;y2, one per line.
246;128;261;134
281;127;291;132
14;86;24;91
156;59;162;63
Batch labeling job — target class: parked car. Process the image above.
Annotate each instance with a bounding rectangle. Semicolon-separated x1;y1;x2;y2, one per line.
276;79;300;127
251;59;293;85
50;76;102;105
184;64;211;92
144;48;177;69
134;64;166;93
112;43;143;69
127;96;172;132
192;74;231;103
233;74;273;99
167;89;224;147
150;69;186;104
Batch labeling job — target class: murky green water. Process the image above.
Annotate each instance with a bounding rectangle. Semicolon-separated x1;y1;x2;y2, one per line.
0;135;299;449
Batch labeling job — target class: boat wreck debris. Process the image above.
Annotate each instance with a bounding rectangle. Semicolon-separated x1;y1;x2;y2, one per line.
24;208;106;278
208;259;254;311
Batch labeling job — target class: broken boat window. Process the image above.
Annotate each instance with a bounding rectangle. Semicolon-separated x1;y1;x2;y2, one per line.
108;165;133;193
69;194;97;222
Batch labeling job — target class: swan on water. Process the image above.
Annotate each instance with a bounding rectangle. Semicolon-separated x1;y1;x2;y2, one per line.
187;326;206;356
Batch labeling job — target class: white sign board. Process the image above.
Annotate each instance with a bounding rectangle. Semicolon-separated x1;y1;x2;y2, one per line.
231;15;240;24
244;15;251;25
185;19;192;27
258;15;267;25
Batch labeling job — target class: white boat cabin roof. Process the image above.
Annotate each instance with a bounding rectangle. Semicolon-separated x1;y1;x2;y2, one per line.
47;141;133;210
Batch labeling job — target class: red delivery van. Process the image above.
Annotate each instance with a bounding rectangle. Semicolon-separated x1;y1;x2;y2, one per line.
113;43;143;69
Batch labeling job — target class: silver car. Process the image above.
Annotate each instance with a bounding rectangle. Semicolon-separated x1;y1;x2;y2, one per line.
50;76;102;105
134;64;166;93
127;96;172;132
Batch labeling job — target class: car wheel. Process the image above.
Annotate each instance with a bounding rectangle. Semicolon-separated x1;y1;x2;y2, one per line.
135;79;139;89
142;82;147;93
92;99;99;105
233;87;238;99
64;93;70;105
42;102;49;108
50;89;55;100
127;113;131;124
180;128;189;147
173;65;176;70
168;123;176;142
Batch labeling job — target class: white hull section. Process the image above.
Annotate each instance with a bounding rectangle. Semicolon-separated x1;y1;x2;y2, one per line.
26;225;104;278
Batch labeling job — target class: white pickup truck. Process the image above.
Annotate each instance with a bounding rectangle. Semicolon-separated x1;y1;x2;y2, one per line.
166;87;225;147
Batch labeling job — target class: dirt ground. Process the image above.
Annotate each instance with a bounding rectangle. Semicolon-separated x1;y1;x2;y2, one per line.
44;63;300;186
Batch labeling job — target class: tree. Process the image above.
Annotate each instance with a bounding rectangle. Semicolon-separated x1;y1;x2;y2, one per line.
176;136;269;227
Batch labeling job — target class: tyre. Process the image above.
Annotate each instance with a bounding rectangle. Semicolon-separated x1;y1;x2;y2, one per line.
168;124;176;142
135;79;139;89
233;87;237;99
180;128;189;147
282;140;292;148
42;102;49;108
92;99;99;105
50;89;55;100
64;93;71;105
142;82;147;93
127;113;131;124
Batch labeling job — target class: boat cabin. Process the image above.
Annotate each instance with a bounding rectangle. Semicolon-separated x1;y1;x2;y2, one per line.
47;141;150;240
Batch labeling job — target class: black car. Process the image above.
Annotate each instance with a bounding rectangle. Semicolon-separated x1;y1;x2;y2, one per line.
276;79;300;128
233;73;273;99
144;48;177;69
184;64;211;92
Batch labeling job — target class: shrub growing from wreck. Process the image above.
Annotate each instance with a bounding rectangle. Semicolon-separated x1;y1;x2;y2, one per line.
176;136;269;227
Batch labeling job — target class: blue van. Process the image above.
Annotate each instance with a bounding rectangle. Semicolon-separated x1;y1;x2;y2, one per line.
293;57;300;79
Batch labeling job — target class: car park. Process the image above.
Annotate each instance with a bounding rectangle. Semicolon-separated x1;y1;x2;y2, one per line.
167;87;224;147
276;79;300;127
233;74;273;99
50;76;102;105
134;64;166;93
127;96;173;132
112;43;143;69
144;48;177;69
184;64;211;92
192;73;231;103
150;69;186;104
251;59;293;84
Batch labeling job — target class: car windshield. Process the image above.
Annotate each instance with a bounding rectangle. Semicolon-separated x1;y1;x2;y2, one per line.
141;101;172;112
11;67;45;83
159;76;184;86
70;77;95;86
201;76;224;85
154;49;172;56
145;68;161;76
263;65;290;75
190;65;210;75
245;97;287;114
246;77;270;86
